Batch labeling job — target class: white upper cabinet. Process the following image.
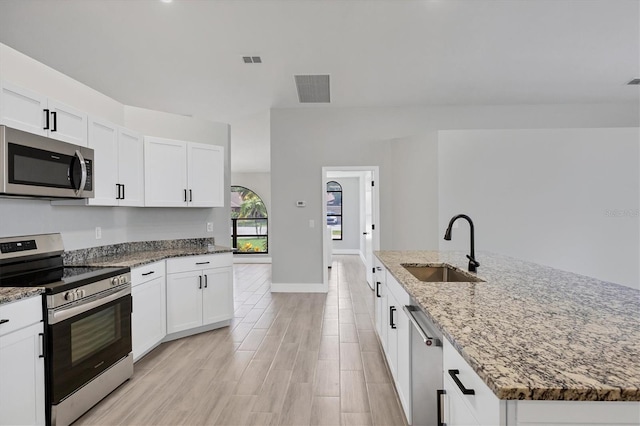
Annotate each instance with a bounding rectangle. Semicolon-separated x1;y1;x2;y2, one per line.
144;136;188;207
79;118;144;206
187;142;225;207
117;127;144;206
0;81;87;146
145;136;224;208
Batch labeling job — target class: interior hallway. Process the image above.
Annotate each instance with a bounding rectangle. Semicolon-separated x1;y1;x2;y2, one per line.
75;255;406;426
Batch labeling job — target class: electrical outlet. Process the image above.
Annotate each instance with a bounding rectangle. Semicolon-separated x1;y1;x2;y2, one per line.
206;222;213;232
95;227;102;239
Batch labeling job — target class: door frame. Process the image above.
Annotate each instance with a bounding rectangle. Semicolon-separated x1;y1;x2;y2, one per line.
321;166;380;289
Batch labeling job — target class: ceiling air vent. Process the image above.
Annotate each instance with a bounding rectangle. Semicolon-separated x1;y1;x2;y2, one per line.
243;56;262;64
627;78;640;85
295;75;330;103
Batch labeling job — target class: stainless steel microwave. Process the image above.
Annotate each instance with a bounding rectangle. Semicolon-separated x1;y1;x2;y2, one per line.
0;125;94;198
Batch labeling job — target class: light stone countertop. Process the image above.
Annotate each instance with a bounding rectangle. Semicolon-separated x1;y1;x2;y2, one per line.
64;238;233;269
375;250;640;402
0;287;44;305
1;238;233;305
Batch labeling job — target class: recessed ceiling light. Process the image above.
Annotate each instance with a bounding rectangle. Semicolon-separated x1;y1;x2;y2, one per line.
627;78;640;85
160;0;173;3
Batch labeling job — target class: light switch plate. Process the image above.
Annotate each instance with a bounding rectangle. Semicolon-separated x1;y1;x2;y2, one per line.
206;222;214;232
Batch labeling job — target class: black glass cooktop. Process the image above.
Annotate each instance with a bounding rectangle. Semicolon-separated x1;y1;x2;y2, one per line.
0;263;129;294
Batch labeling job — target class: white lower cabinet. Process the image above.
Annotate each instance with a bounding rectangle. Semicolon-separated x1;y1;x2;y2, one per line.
443;338;500;426
0;297;45;426
375;266;412;423
131;261;166;361
166;253;233;335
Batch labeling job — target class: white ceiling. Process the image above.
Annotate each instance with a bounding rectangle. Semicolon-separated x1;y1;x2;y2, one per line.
0;0;638;172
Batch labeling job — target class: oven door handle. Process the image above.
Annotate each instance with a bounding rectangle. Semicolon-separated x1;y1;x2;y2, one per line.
49;287;131;325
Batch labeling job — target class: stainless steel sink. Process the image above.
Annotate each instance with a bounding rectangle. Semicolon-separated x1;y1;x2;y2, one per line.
401;264;485;283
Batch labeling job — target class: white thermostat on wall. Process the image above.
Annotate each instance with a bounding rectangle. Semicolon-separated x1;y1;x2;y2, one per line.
296;201;306;207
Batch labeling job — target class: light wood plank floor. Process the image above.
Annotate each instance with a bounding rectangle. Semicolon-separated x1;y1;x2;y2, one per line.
74;255;407;426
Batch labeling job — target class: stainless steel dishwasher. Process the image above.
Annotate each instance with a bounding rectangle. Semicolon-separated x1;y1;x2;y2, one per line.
403;304;444;426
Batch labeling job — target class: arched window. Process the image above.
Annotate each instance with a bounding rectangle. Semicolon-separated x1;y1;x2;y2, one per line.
231;186;268;253
326;181;342;240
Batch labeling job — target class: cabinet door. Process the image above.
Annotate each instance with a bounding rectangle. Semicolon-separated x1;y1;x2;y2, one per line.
144;137;188;207
166;271;203;333
444;375;481;426
0;322;45;425
117;128;144;207
187;142;224;207
132;275;166;361
396;303;412;420
202;266;233;326
87;118;119;206
47;99;87;146
0;81;47;136
386;290;399;380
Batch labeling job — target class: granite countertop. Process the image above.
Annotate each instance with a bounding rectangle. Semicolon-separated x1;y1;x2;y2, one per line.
64;239;234;268
1;238;233;306
0;287;44;306
375;250;640;402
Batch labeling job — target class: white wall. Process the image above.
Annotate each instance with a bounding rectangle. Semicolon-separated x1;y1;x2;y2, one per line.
0;43;123;124
270;103;639;287
439;128;639;289
329;177;360;253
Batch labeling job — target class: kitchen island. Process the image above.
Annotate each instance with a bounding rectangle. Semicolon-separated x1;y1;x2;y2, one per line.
375;250;639;424
376;250;640;401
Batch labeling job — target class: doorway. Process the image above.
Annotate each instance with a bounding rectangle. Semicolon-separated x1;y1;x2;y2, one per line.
322;166;380;290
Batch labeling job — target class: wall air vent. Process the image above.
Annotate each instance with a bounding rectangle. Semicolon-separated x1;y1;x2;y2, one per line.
243;56;262;64
295;75;330;103
627;78;640;85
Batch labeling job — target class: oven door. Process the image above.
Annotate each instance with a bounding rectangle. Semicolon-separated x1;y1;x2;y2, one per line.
47;288;131;404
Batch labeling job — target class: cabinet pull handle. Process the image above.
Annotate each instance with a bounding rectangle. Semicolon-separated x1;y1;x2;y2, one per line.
204;275;208;288
195;261;210;265
43;109;50;130
39;333;45;358
141;271;155;276
437;389;446;426
0;319;9;325
51;111;57;132
189;189;193;202
116;184;121;200
198;275;202;289
375;281;381;298
184;189;187;202
448;369;475;395
389;306;396;329
122;184;125;200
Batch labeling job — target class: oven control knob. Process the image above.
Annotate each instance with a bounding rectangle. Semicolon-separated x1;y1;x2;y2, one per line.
119;276;127;285
64;291;75;301
111;277;119;286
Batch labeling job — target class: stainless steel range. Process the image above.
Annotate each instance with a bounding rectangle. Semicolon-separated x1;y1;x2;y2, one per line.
0;233;133;426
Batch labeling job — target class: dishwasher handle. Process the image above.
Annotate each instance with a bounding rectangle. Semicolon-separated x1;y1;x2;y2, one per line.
403;305;442;347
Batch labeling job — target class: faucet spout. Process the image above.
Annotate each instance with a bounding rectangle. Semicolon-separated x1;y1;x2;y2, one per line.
444;214;479;272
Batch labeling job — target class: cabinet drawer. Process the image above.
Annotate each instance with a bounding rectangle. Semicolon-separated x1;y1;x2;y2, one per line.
386;272;410;306
0;296;43;337
132;261;166;286
443;339;500;426
166;253;232;274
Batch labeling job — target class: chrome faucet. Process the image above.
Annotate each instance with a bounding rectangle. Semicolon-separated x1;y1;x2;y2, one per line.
444;214;480;272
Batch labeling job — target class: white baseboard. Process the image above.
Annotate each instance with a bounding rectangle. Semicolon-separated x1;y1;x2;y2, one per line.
333;249;361;255
271;283;327;293
233;256;272;264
